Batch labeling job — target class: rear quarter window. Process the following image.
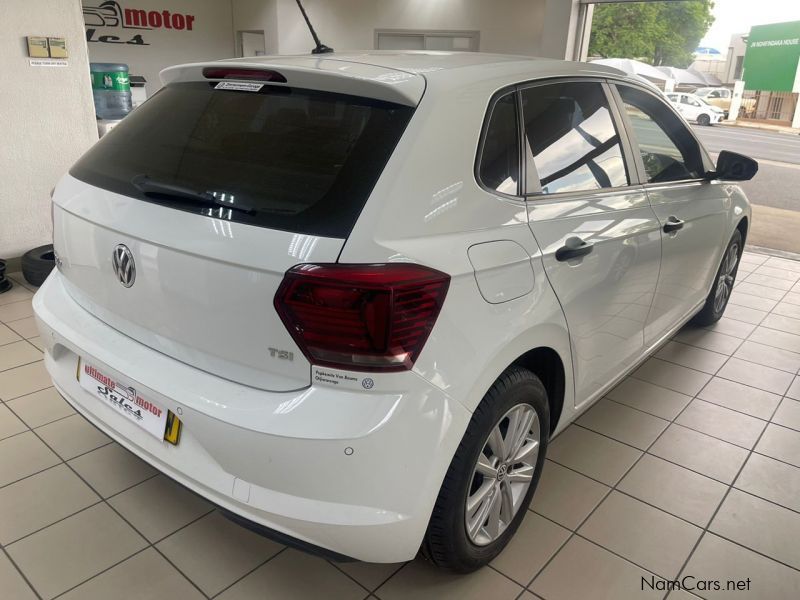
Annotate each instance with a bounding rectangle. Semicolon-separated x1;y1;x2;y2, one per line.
70;82;415;238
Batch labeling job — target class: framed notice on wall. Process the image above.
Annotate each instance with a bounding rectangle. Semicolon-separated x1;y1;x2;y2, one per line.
48;37;68;58
27;36;49;58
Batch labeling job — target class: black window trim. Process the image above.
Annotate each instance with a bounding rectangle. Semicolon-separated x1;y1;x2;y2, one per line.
606;79;716;188
474;88;525;202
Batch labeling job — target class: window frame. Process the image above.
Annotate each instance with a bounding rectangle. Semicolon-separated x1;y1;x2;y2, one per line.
474;88;525;200
607;80;716;187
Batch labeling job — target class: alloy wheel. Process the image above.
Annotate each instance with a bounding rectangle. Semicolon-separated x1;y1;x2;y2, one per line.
714;242;739;313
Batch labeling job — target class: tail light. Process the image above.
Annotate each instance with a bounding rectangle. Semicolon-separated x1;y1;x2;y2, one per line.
202;67;287;82
275;263;450;372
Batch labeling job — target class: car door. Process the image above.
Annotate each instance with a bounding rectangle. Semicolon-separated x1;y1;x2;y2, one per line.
521;79;662;408
611;83;729;347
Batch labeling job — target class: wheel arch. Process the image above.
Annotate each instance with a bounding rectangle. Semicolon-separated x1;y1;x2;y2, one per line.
510;347;566;436
736;215;749;245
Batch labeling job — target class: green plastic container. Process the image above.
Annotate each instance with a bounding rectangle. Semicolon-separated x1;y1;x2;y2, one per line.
90;63;132;119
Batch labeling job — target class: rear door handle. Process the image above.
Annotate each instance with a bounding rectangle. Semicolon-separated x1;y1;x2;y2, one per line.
555;237;594;262
663;216;685;233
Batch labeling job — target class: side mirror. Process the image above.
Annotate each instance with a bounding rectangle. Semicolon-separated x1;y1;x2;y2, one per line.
708;150;758;181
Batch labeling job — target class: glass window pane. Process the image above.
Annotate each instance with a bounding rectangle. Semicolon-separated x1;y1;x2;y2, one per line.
618;85;705;184
521;82;628;195
478;93;519;195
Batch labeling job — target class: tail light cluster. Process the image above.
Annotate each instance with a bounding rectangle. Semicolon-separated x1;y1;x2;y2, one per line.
274;263;450;372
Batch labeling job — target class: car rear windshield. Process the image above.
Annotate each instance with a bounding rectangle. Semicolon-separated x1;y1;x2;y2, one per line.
70;81;415;238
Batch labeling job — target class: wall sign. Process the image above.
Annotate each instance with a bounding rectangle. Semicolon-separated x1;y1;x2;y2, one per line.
83;0;197;46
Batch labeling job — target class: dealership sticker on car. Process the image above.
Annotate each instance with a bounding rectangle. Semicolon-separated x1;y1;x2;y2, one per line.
78;359;181;445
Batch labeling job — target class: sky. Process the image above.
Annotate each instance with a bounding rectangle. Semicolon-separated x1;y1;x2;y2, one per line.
700;0;800;52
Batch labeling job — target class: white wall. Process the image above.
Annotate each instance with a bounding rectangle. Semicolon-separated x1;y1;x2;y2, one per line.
274;0;547;56
0;0;98;259
232;0;279;55
83;0;235;93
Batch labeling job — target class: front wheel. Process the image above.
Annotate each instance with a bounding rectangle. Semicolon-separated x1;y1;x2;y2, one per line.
422;367;549;572
691;229;742;326
697;113;711;126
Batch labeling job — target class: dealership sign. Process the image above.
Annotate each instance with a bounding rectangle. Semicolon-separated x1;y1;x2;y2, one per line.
743;20;800;92
83;1;196;46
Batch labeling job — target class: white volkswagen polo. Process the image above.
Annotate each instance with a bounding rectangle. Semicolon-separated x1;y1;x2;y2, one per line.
34;51;756;572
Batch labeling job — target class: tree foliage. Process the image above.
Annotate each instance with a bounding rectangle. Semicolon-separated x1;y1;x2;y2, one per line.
589;1;715;68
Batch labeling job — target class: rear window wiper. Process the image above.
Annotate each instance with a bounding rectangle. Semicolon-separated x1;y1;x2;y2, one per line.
131;175;255;214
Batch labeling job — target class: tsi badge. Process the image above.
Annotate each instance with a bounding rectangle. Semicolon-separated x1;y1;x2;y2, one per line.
268;347;294;361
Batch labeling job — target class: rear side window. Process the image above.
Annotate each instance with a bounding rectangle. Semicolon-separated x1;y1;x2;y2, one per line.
521;81;628;195
478;93;520;195
617;85;706;183
70;82;414;238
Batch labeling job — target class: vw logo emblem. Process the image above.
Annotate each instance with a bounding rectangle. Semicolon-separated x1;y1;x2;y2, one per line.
112;244;136;288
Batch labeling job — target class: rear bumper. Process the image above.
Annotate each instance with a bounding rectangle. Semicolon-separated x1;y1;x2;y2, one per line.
33;273;471;563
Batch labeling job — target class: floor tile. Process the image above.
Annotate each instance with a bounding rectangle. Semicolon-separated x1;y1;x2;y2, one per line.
0;323;23;346
749;325;800;353
0;464;98;545
649;424;748;483
740;252;769;266
782;291;800;306
217;549;366;600
156;511;282;596
68;443;156;497
6;503;147;599
675;326;743;353
0;301;34;324
579;491;701;578
655;341;728;374
7;273;39;293
336;561;404;592
773;398;800;431
633;358;711;396
108;474;212;542
685;533;800;600
755;423;800;468
744;273;794;292
0;551;37;600
26;336;44;351
0;403;27;441
697;377;781;420
0;285;33;307
618;455;727;527
36;413;110;460
765;256;800;272
736;452;800;513
711;489;800;570
733;340;800;373
547;426;641;486
577;399;668;450
531;460;609;530
376;560;522;600
6;387;74;428
728;290;778;312
605;377;692;421
490;512;570;584
5;318;38;340
0;431;60;487
762;313;800;336
754;265;799;281
0;341;41;373
732;281;785;300
675;399;766;449
722;303;768;325
58;548;204;600
531;536;662;600
772;300;800;320
0;361;50;401
703;316;758;339
789;377;800;400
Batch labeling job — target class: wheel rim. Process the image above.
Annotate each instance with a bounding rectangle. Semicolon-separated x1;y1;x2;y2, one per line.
713;242;739;313
464;403;540;546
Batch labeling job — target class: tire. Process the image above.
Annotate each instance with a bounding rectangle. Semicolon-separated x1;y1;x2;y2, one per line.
0;259;11;294
697;113;711;126
422;366;549;572
21;244;55;287
691;229;743;327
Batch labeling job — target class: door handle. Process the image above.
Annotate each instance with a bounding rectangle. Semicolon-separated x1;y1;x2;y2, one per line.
663;216;685;233
555;237;594;262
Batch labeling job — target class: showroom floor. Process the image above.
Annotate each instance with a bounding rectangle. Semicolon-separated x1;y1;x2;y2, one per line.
2;251;800;600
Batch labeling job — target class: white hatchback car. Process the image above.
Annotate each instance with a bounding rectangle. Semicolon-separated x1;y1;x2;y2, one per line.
34;52;757;572
666;92;725;125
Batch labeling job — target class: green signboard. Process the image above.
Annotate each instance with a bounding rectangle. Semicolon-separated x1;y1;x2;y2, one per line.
743;20;800;92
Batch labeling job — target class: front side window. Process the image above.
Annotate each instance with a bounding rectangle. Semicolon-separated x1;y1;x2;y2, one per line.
478;93;520;195
618;85;706;184
521;81;628;195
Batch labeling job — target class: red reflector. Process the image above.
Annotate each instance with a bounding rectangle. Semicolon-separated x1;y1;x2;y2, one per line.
202;67;287;83
274;264;450;372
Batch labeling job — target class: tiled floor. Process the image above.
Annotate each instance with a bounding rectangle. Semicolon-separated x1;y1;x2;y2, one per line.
2;252;800;599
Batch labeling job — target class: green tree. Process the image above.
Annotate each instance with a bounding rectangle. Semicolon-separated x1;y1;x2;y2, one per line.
589;1;715;68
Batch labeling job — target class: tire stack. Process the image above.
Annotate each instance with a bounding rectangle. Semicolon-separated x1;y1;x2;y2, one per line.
22;245;56;287
0;258;11;293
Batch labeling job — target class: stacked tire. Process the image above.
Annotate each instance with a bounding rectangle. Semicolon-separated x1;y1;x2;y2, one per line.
22;245;56;287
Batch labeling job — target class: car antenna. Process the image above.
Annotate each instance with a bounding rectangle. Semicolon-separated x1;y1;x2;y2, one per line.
294;0;333;54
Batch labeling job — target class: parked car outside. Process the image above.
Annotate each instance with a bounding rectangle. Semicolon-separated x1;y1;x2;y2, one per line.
694;86;732;117
33;52;757;572
666;92;725;125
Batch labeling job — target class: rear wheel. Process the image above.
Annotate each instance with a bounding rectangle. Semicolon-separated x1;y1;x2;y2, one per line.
691;229;742;326
423;367;549;572
697;113;711;126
